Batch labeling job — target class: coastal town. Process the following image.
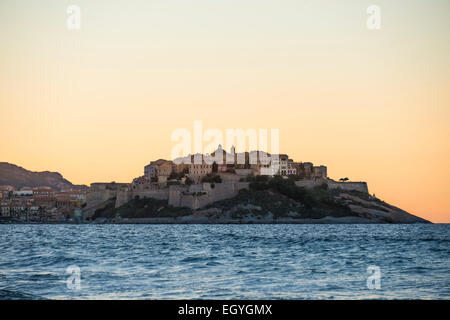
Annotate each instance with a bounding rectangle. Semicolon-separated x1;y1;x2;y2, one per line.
0;186;86;222
0;145;370;223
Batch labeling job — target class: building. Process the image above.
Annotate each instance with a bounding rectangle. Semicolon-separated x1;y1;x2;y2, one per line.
0;201;11;217
279;154;296;176
312;165;327;179
55;193;84;214
157;162;173;177
141;146;328;188
0;186;14;200
144;163;155;179
211;145;237;172
56;190;87;203
131;176;150;191
32;187;56;197
303;162;313;178
13;190;33;197
144;159;167;180
174;162;188;174
188;156;213;183
144;159;174;182
34;196;56;210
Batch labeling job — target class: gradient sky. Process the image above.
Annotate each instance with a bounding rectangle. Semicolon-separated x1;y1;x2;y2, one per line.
1;0;449;222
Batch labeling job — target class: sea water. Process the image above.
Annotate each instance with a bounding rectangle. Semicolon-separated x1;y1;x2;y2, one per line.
0;224;448;299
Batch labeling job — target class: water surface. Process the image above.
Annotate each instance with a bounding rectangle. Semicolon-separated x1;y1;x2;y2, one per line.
0;224;449;299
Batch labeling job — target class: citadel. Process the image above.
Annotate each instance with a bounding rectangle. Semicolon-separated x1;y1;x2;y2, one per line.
84;145;368;218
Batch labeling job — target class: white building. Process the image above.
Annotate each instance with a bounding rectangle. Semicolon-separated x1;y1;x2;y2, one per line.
13;190;33;196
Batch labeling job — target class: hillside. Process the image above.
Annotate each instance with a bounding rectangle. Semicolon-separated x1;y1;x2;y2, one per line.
0;162;87;190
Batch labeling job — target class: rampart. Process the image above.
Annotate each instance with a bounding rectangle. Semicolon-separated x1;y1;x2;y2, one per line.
294;179;369;194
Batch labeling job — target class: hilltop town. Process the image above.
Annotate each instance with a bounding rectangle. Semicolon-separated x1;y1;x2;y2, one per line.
0;146;429;224
85;145;367;215
83;146;429;224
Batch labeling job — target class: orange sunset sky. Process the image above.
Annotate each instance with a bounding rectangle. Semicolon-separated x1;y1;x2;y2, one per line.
1;0;449;222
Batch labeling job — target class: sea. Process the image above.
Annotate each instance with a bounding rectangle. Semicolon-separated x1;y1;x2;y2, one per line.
0;224;449;300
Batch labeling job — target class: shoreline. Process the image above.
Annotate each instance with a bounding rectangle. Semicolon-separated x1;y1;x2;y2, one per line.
0;216;431;225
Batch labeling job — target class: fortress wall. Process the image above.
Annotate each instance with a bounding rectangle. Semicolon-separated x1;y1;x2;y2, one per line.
294;180;369;194
168;186;184;207
235;169;254;176
134;189;169;200
87;183;130;203
294;180;324;189
189;184;204;193
179;196;193;209
188;181;250;209
89;183;108;191
87;181;248;213
327;181;369;194
219;173;241;182
86;183;130;217
115;190;131;208
114;189;170;208
180;195;202;210
90;179;368;213
149;189;170;200
87;184;111;203
210;182;235;202
174;181;249;210
179;193;216;210
235;182;250;191
86;190;107;203
87;189;116;204
196;195;215;209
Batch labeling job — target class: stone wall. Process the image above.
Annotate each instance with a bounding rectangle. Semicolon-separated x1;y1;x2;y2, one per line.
294;180;324;189
88;178;368;215
168;186;183;207
86;184;112;203
168;181;250;210
327;181;369;194
87;183;129;203
219;173;241;182
136;189;170;200
115;190;132;208
86;182;172;210
294;179;369;194
235;169;254;176
85;183;130;217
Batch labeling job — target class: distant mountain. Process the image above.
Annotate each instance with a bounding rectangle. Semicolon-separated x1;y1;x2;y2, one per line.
0;162;88;190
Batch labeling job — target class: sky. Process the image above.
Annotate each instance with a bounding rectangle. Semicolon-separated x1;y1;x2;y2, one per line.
0;0;449;222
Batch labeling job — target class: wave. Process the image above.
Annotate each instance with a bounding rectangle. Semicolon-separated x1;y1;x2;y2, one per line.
0;288;47;300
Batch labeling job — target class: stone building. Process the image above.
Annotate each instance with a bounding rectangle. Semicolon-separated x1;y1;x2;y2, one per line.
131;176;150;191
278;154;296;176
0;201;11;216
188;162;213;183
303;162;313;178
34;196;56;210
144;159;168;180
186;154;213;183
157;162;173;178
312;165;327;179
